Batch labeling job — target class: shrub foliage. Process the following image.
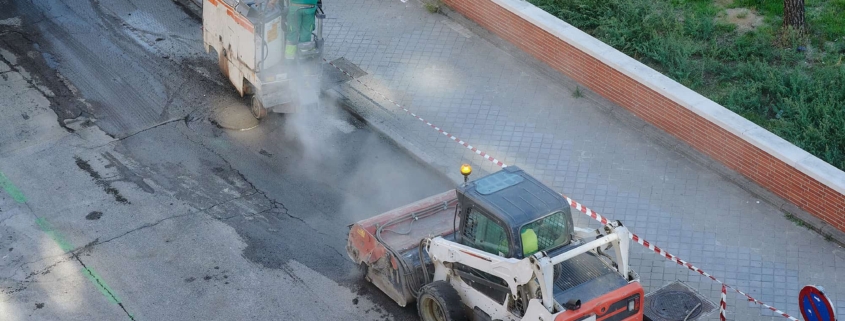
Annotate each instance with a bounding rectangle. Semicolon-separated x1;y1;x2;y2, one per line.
529;0;845;170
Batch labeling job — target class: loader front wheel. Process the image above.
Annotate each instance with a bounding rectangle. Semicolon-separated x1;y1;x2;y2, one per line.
251;95;268;120
417;281;467;321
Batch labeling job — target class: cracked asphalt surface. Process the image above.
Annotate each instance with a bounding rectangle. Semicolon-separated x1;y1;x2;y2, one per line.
0;0;453;319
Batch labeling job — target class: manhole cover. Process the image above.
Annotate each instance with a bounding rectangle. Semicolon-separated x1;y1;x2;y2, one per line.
649;291;705;319
211;104;259;131
644;281;716;321
329;57;367;79
323;57;367;90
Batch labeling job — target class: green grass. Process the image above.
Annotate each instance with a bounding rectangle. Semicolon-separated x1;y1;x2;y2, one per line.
529;0;845;171
424;1;441;13
785;213;808;228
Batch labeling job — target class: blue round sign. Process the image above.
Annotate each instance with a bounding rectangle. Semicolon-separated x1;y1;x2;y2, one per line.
800;285;836;321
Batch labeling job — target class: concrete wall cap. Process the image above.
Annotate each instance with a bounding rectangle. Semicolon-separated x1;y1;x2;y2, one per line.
598;46;639;70
651;76;709;107
797;157;845;196
690;100;757;137
489;0;845;197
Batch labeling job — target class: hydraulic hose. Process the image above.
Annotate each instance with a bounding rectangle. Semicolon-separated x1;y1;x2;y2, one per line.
418;238;431;286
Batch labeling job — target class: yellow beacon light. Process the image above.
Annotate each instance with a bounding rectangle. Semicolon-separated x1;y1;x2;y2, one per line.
460;164;472;183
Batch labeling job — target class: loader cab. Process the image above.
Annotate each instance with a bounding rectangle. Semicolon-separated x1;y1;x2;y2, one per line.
455;166;575;259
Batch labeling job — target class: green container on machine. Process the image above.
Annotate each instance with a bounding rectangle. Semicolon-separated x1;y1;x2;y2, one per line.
285;0;319;59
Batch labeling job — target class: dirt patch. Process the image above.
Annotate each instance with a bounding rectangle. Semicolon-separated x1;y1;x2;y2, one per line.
713;0;734;9
717;7;765;33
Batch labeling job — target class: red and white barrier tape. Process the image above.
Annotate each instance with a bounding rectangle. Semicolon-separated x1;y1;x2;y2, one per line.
324;58;801;321
324;58;506;167
720;284;728;321
566;195;800;321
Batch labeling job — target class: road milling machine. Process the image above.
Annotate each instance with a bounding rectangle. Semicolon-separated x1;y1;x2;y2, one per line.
203;0;324;119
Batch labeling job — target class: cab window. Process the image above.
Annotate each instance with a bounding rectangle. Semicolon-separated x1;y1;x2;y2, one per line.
462;208;509;256
520;211;570;256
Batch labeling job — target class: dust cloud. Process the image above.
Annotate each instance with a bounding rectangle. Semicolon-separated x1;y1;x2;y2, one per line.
280;62;453;223
282;63;339;163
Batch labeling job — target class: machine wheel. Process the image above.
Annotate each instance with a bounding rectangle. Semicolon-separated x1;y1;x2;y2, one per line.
417;281;467;321
251;95;268;120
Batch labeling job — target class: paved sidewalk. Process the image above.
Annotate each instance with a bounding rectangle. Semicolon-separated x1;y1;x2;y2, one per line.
322;0;845;319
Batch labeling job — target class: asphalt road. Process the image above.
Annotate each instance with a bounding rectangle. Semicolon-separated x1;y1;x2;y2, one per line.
0;0;454;319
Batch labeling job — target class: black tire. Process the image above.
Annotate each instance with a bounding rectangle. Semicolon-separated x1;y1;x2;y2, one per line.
417;281;467;321
251;95;267;120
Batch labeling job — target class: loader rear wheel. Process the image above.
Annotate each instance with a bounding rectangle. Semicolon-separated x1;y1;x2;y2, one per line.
417;281;467;321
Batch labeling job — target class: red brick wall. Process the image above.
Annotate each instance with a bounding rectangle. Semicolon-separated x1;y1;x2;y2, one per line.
443;0;845;231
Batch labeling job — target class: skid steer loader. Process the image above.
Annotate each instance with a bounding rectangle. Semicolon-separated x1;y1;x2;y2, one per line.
347;165;644;321
203;0;324;119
